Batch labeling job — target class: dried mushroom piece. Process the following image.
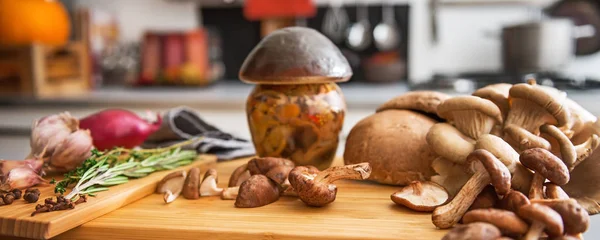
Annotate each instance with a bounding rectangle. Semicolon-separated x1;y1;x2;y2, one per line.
390;181;448;212
235;175;280;208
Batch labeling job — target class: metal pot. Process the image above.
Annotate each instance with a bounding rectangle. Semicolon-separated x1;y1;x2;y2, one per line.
502;18;595;73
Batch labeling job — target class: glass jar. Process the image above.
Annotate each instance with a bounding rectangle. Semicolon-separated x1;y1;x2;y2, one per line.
246;83;346;170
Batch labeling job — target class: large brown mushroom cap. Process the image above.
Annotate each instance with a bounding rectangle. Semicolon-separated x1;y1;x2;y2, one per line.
235;175;280;208
239;27;352;84
376;91;450;117
344;110;438;185
520;148;570;186
462;208;529;236
518;203;564;237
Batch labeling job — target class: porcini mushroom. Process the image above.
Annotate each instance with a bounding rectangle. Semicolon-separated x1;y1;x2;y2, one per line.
228;163;251;188
475;134;532;194
518;203;564;240
498;190;530;213
520;148;570;199
462;208;529;236
289;163;371;207
503;83;571;150
530;198;590;236
432;149;511;229
200;169;223;197
235;175;280;208
426;123;475;164
182;167;201;200
156;170;187;204
472;83;512;121
545;182;570;200
390;181;448;212
437;96;503;140
441;222;501;240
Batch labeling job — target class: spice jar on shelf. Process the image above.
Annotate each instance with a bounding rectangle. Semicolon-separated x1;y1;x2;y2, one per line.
239;27;352;170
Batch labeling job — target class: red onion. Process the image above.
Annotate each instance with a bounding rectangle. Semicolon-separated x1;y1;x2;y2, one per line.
79;109;163;150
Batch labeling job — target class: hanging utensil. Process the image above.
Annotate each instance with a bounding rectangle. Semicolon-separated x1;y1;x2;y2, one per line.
322;0;348;44
346;3;372;51
373;3;400;51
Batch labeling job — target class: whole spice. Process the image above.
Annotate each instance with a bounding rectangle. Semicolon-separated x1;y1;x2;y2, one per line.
11;189;22;199
31;195;86;216
24;189;41;203
3;193;14;204
79;109;163;151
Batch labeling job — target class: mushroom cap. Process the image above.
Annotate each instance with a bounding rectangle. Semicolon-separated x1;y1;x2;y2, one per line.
531;198;590;235
462;208;529;235
518;203;564;237
472;83;512;118
182;167;201;200
390;181;448;212
247;157;295;176
475;134;518;171
344;110;438;185
438;96;503;124
509;83;570;128
498;190;530;213
235;175;280;208
441;222;501;240
520;148;570;186
156;170;186;194
289;166;336;207
264;165;294;185
540;124;577;168
239;27;352;84
228;163;250;188
465;149;511;195
426;122;475;164
376;91;450;117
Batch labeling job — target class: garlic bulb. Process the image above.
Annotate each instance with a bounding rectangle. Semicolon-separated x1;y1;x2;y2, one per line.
30;112;79;157
49;129;94;172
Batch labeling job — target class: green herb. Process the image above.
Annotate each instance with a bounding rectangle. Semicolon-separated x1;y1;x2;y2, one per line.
55;139;200;199
49;178;56;184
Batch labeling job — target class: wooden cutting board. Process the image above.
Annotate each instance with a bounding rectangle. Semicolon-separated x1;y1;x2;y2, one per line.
54;157;449;240
0;155;217;240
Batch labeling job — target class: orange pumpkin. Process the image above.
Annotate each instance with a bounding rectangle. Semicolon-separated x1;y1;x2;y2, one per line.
0;0;71;46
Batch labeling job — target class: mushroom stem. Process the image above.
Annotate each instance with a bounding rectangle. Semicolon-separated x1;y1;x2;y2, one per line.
432;171;490;229
545;183;570;200
529;173;545;199
313;163;371;183
221;186;239;200
280;183;298;197
572;134;600;170
504;124;551;151
524;221;545;240
540;124;576;167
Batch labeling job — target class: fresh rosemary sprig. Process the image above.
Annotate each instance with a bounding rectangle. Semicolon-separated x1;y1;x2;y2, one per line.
55;139;200;199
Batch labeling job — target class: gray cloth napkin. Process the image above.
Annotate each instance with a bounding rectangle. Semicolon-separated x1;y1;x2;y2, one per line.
142;106;255;161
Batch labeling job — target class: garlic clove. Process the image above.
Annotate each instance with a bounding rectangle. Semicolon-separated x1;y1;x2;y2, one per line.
2;166;46;191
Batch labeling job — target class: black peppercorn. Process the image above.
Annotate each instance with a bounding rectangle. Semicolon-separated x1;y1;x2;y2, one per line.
11;189;22;199
24;192;40;203
3;193;15;205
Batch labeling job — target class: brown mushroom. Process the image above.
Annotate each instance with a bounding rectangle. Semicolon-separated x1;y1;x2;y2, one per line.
430;157;472;197
472;83;512;121
520;148;570;199
530;198;590;235
247;157;295;176
426;123;476;164
563;147;600;215
390;181;448;212
221;186;239;200
545;183;570;200
156;170;187;204
228;163;251;188
376;90;450;118
264;165;294;185
437;96;503;140
289;163;371;207
518;203;564;240
239;27;352;85
475;134;533;194
432;149;511;229
462;208;528;236
540;124;599;170
498;190;530;214
504;123;552;151
235;175;280;208
344;109;438;185
468;185;499;211
199;169;223;197
182;167;201;200
564;97;596;140
441;222;501;240
503;83;571;151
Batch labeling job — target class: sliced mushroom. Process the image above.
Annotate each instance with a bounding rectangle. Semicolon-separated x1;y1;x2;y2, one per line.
498;190;530;214
432;149;511;229
390;181;448;212
520;148;570;199
475;134;533;194
441;222;501;240
199;169;223;196
182;167;201;199
156;170;187;204
430;157;472;197
462;208;528;236
288;163;371;207
437;96;503;140
426;123;475;164
503;83;571;150
221;186;239;200
468;185;499;211
472;83;512;121
228;163;251;188
530;198;590;236
235;175;280;208
518;203;564;240
545;182;570;200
